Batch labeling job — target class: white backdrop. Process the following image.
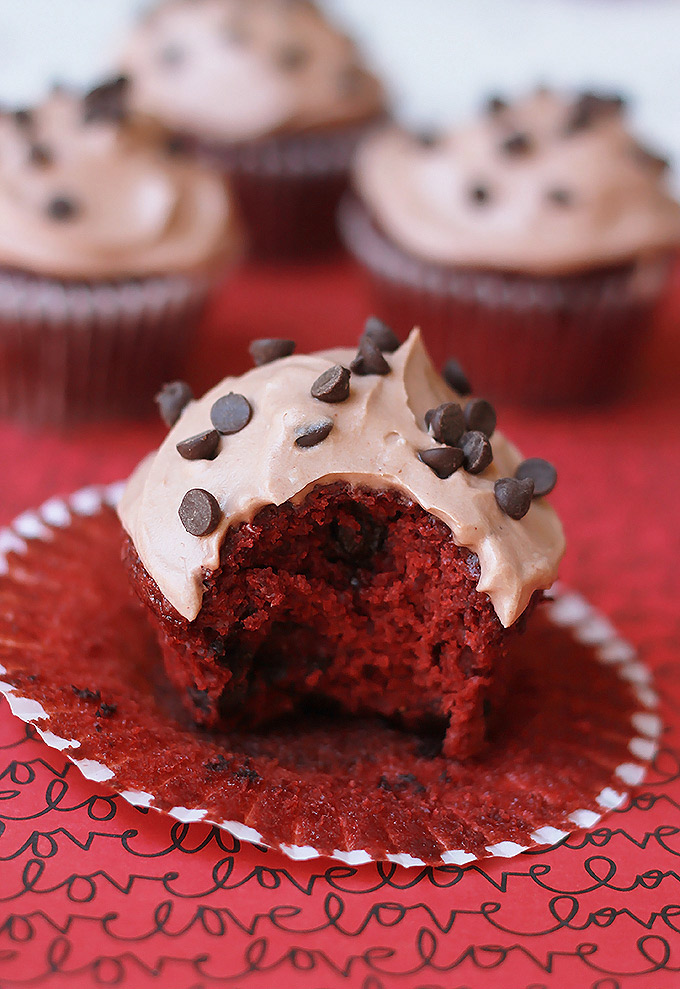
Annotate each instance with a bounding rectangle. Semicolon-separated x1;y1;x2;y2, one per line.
1;0;679;177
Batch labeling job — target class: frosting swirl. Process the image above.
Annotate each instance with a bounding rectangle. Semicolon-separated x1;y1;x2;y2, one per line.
0;86;239;280
118;330;565;627
119;0;386;143
352;89;680;275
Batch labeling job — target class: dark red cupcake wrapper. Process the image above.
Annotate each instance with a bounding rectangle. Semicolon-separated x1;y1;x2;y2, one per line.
0;269;213;427
338;195;674;405
176;119;386;260
0;486;660;867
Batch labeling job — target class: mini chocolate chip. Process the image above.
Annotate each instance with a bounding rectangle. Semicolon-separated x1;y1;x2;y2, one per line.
210;393;252;434
295;418;334;448
176;429;220;461
28;143;52;167
155;380;193;427
361;315;400;353
515;457;557;497
82;75;129;124
311;364;351;403
249;338;295;366
72;685;100;702
158;43;185;67
500;132;532;156
276;44;309;70
350;336;390;376
486;94;507;115
464;398;496;437
442;357;471;396
96;702;117;718
494;476;534;519
418;447;464;479
547;187;572;207
415;128;441;148
179;488;222;536
470;183;491;205
460;430;493;474
564;91;625;134
13;108;32;127
46;196;79;221
427;402;465;446
165;134;187;156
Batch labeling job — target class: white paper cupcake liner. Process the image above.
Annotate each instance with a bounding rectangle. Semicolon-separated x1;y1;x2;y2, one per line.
0;484;661;868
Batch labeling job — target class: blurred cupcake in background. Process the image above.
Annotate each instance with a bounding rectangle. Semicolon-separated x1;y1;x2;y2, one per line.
340;87;680;405
0;79;241;427
119;0;387;261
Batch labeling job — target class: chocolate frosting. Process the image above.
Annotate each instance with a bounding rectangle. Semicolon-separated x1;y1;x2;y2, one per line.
119;0;386;143
0;89;239;279
118;331;564;627
352;89;680;275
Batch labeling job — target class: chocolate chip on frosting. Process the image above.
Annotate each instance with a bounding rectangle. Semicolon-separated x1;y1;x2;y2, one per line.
82;75;129;124
460;430;493;474
494;477;534;519
486;94;508;115
470;183;491;205
415;129;441;148
500;132;533;156
311;364;351;403
176;429;221;461
12;108;33;128
418;447;464;479
28;143;53;167
464;398;496;438
156;380;193;428
179;488;222;536
276;44;310;70
515;457;557;497
427;402;465;446
442;358;471;396
361;316;400;353
46;195;79;221
564;91;626;134
295;418;334;447
210;393;252;434
249;338;295;366
350;336;390;376
547;187;573;207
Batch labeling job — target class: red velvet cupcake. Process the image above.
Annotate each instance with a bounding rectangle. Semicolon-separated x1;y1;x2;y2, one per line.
118;322;564;760
0;81;241;427
119;0;387;261
340;88;680;405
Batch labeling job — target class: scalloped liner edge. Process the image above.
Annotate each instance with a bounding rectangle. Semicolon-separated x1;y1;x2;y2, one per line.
0;483;662;869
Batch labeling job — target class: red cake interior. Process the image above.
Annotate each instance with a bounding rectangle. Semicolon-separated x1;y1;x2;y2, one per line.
125;484;509;759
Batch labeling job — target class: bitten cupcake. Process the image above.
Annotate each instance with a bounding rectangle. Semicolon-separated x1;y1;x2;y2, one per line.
0;80;240;427
119;0;387;260
118;320;564;760
340;88;680;404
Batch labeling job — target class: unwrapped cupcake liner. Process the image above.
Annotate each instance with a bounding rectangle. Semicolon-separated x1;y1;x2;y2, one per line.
0;484;660;867
339;195;672;405
0;268;213;427
176;119;385;260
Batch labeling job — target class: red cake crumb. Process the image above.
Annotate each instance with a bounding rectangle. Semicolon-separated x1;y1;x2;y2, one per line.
125;483;512;759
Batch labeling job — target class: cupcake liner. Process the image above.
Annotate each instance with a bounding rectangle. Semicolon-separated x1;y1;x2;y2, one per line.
0;268;212;427
339;195;672;405
176;119;385;261
0;484;659;867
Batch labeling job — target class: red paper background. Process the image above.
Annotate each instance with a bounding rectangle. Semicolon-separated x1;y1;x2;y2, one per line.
1;258;679;989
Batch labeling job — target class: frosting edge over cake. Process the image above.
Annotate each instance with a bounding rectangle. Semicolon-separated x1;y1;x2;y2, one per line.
118;330;565;627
